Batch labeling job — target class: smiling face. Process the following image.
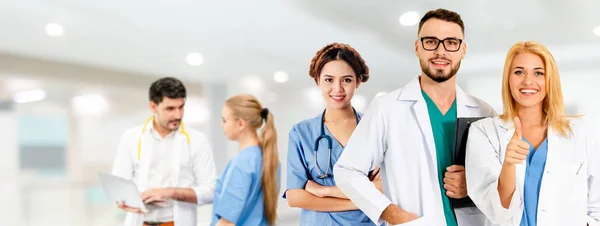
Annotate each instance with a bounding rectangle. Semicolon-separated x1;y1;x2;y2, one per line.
415;18;467;83
317;60;361;110
509;52;547;109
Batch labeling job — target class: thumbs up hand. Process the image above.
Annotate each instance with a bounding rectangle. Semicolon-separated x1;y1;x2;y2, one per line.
504;117;531;165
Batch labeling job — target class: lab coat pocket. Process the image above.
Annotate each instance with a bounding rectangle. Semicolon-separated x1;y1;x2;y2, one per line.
557;161;585;179
392;217;425;226
554;161;586;200
549;161;587;224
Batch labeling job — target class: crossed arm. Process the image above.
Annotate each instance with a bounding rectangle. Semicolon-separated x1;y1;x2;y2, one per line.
286;166;383;212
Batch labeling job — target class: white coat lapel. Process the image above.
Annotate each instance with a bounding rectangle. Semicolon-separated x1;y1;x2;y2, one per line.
537;125;558;212
414;100;437;165
545;126;556;175
398;76;437;169
543;125;570;181
455;85;480;117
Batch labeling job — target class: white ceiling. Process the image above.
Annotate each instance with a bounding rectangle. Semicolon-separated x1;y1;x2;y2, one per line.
0;0;599;89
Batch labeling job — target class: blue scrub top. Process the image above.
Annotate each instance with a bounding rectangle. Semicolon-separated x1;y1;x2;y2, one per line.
211;146;280;226
284;112;377;226
520;137;549;226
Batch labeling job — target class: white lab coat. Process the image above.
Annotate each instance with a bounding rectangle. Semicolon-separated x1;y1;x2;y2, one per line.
112;119;217;226
465;116;600;226
333;76;497;226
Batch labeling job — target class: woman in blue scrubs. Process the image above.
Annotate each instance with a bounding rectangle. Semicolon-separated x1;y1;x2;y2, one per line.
212;94;280;226
284;42;382;226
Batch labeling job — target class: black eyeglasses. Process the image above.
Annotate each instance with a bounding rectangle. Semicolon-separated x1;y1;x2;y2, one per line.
420;37;463;52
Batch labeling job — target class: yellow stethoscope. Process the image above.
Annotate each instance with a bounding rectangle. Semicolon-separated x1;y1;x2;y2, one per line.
137;116;190;160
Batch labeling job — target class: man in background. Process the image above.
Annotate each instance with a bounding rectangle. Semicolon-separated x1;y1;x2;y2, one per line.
112;77;217;226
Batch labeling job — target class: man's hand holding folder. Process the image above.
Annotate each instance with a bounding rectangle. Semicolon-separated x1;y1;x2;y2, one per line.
450;116;487;209
444;165;468;199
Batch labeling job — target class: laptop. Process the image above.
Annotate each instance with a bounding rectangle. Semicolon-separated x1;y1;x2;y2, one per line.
97;171;169;213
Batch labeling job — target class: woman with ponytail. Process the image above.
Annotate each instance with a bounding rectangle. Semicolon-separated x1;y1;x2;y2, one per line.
211;94;280;226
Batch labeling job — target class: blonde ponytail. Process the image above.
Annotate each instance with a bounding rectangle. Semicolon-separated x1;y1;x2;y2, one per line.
224;94;278;225
260;110;278;225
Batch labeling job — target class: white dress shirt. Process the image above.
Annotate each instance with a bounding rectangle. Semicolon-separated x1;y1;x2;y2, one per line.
144;124;175;222
112;116;218;226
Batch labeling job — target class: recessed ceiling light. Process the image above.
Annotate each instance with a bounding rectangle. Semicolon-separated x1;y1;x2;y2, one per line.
375;92;387;98
273;71;289;83
399;11;420;26
239;75;264;95
45;23;64;37
186;53;204;66
13;89;46;103
593;26;600;37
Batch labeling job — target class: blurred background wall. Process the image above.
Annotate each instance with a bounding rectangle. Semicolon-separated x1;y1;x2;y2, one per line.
0;0;599;225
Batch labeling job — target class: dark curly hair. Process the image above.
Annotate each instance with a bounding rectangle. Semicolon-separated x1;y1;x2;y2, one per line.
309;42;370;84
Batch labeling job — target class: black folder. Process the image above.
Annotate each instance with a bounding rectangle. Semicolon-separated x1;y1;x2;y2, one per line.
450;117;486;209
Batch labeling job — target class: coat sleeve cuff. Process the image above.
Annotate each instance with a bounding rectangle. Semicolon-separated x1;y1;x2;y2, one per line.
192;185;214;206
490;180;521;224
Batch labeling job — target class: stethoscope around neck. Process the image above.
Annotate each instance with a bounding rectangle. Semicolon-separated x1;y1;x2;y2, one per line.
137;116;190;160
313;107;360;179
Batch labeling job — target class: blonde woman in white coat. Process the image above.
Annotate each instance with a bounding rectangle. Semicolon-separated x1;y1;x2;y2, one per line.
465;41;600;226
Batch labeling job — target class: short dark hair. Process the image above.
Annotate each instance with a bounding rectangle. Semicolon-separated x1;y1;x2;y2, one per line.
418;8;465;35
309;42;370;83
149;77;186;104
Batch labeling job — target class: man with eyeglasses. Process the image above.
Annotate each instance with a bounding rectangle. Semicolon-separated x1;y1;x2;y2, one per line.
334;8;496;226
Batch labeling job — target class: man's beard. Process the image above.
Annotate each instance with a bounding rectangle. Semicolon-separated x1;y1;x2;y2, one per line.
419;57;461;83
159;117;181;131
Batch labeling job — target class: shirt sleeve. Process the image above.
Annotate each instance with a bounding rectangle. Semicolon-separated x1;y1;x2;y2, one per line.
213;159;254;224
191;133;217;206
283;128;309;198
333;97;391;226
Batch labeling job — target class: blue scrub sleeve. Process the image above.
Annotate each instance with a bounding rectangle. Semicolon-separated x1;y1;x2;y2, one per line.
213;162;254;224
284;129;309;198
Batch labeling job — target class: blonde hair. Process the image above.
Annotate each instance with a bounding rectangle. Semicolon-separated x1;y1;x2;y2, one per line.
224;94;278;225
499;40;572;136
